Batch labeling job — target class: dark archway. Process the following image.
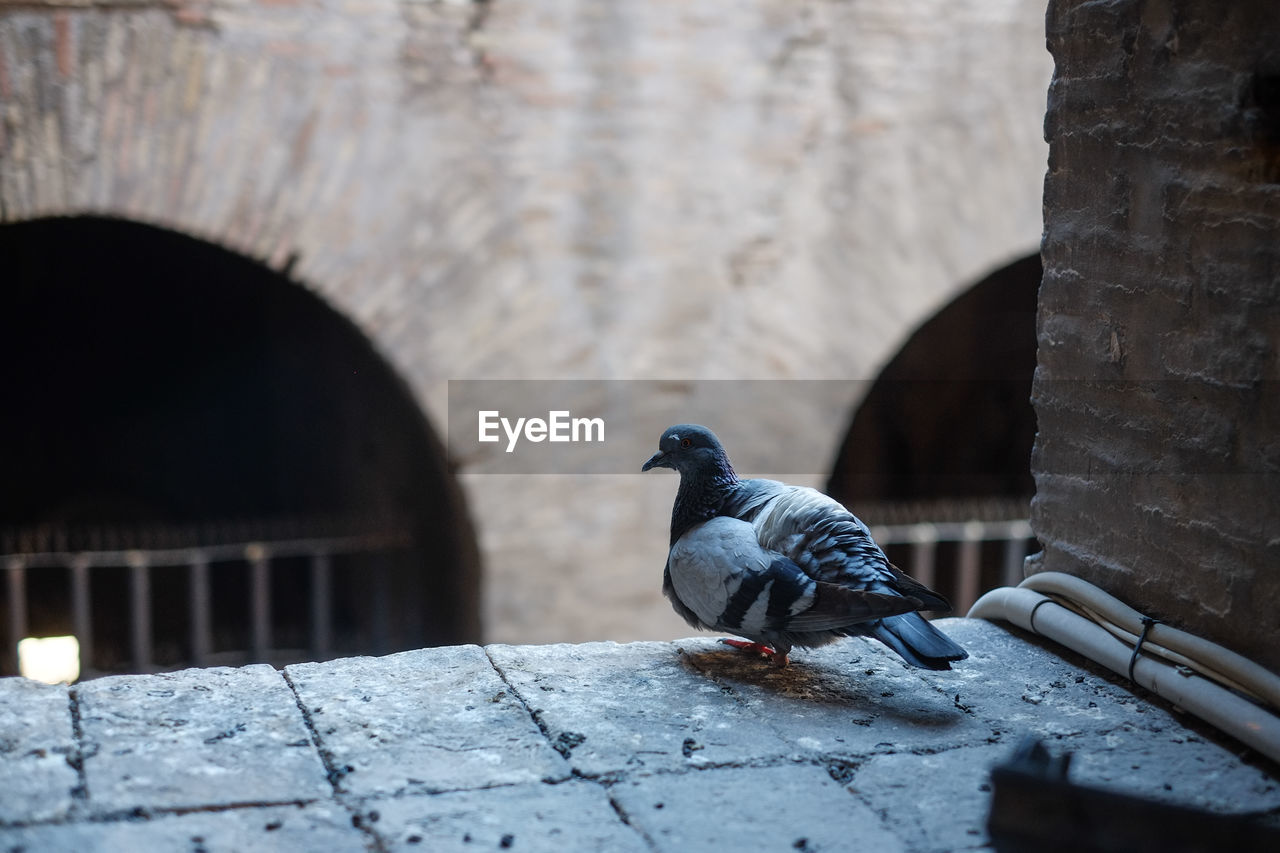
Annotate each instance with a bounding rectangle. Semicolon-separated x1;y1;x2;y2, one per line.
828;254;1041;514
1;216;479;675
826;255;1041;611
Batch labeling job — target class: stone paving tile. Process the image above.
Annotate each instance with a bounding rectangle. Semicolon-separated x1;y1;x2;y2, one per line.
76;665;331;814
2;623;1276;851
485;641;796;778
677;634;988;759
850;717;1280;853
0;802;366;853
1063;723;1280;813
914;618;1184;741
363;779;649;852
0;678;78;824
852;744;1006;853
285;645;568;797
612;762;908;853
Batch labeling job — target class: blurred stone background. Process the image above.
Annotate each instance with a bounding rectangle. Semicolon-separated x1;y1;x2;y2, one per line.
0;0;1051;663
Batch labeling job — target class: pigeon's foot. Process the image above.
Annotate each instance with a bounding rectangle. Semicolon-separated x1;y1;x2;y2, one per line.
719;638;776;658
720;639;790;667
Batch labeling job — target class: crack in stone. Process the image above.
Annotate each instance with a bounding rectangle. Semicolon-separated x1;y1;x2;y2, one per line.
576;754;824;785
602;786;659;852
422;741;529;754
856;795;909;846
472;724;799;787
279;671;348;793
0;798;324;831
66;687;89;817
479;650;579;781
280;669;388;853
481;648;658;849
481;648;557;747
351;778;532;802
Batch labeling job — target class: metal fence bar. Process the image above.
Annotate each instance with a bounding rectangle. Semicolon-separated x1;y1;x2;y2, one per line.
189;554;211;667
910;537;937;590
6;559;27;675
0;531;410;570
310;552;331;659
248;545;272;661
956;533;983;616
1002;537;1028;588
872;518;1033;546
128;553;152;672
0;523;412;677
71;556;93;674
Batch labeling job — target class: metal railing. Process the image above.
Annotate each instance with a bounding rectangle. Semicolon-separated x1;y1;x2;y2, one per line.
869;517;1036;616
3;507;1038;678
1;518;413;679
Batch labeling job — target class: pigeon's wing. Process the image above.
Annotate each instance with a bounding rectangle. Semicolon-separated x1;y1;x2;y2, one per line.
749;485;952;612
668;516;921;639
779;581;921;632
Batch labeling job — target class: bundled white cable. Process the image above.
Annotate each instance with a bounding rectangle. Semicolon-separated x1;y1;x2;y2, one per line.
968;572;1280;764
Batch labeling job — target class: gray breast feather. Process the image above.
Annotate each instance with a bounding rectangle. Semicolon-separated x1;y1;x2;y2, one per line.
668;517;769;628
668;517;816;634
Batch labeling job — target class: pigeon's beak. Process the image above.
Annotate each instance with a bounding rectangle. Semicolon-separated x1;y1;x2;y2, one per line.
641;451;669;472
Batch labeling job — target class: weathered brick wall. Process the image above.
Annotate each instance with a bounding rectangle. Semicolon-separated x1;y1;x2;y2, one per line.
0;0;1052;642
1033;0;1280;670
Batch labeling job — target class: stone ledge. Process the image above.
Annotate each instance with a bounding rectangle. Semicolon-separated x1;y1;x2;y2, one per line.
1;619;1277;852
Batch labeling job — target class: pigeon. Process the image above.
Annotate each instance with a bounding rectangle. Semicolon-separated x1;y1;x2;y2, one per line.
642;424;967;670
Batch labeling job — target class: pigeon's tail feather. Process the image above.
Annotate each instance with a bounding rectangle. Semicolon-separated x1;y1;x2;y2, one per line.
870;613;968;670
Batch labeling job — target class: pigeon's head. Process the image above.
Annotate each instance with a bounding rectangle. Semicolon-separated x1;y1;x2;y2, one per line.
641;424;731;475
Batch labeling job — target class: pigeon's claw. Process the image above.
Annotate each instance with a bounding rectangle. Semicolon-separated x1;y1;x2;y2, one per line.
719;638;777;658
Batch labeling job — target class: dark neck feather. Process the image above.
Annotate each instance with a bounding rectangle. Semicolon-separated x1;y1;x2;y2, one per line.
669;451;738;545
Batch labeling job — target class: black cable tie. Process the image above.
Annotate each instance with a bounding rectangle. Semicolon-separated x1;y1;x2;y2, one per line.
1128;616;1161;683
1028;596;1056;633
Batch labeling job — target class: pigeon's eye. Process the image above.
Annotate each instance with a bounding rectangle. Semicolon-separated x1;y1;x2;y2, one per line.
680;438;692;448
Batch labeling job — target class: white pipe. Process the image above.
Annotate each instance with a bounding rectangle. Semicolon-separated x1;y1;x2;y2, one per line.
1019;572;1280;711
968;585;1280;765
1051;598;1263;702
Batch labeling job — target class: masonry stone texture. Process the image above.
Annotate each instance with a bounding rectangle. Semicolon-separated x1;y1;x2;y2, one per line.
1031;0;1280;673
0;0;1051;643
2;621;1278;852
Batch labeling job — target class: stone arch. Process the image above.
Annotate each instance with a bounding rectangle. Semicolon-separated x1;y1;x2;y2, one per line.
0;215;480;671
827;253;1042;513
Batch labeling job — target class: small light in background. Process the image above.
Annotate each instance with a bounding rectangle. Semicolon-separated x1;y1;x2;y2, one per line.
18;635;81;684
